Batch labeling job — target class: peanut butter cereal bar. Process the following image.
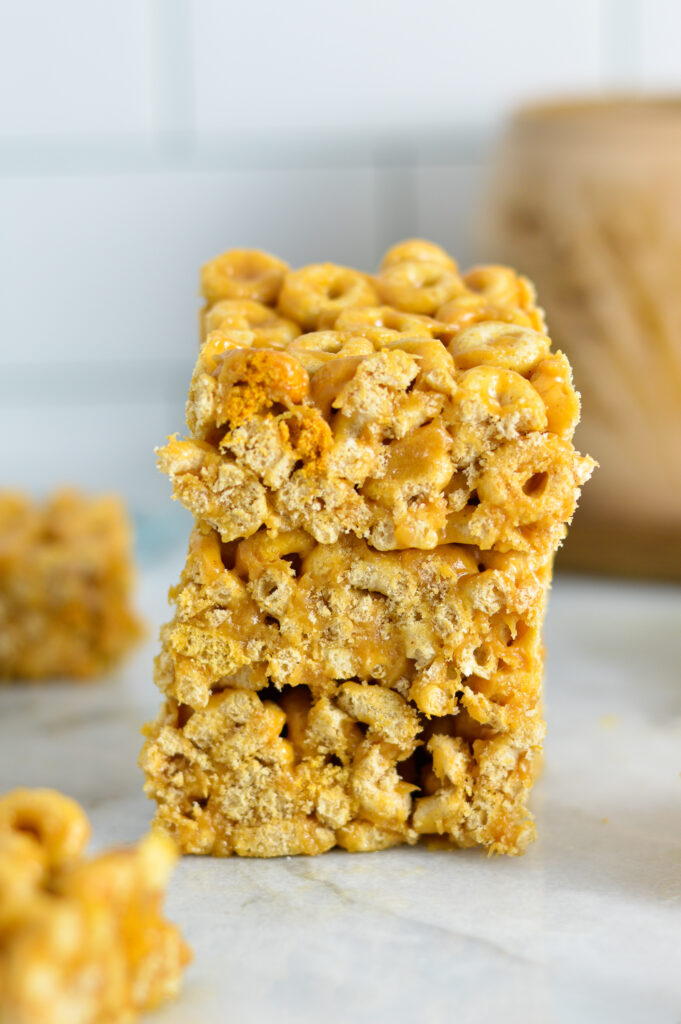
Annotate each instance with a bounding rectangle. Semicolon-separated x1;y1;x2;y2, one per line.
0;490;143;679
142;241;594;857
0;788;190;1023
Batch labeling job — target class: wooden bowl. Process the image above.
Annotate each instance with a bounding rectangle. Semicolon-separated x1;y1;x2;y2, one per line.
480;98;681;578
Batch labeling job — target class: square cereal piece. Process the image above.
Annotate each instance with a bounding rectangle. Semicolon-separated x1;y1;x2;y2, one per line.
0;490;143;679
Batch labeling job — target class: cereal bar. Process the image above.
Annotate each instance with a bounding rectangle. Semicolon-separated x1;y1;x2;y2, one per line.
0;788;190;1022
142;241;594;857
0;490;143;679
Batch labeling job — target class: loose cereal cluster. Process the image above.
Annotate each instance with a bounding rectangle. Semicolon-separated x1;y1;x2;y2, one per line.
142;241;595;857
0;490;143;680
0;788;191;1023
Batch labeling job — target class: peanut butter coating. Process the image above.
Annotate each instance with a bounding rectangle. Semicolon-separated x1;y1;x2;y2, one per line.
143;241;594;858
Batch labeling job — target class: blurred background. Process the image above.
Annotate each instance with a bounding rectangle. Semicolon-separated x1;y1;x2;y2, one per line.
1;0;680;565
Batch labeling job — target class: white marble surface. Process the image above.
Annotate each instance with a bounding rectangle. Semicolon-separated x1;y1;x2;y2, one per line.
1;547;680;1024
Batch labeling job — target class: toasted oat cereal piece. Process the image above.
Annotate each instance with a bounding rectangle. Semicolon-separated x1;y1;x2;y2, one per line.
200;298;300;349
377;259;466;315
201;249;289;306
278;263;378;330
380;238;459;272
0;788;191;1023
0;490;143;680
143;241;594;858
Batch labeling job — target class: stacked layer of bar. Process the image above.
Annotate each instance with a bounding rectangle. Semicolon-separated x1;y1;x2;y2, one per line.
142;241;594;856
0;490;143;679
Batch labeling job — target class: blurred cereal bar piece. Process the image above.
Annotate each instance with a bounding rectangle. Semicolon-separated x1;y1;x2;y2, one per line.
0;787;191;1023
144;240;594;858
0;490;143;679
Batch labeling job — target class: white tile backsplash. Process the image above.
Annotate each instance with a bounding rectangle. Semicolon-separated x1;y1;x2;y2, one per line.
0;398;183;514
191;0;604;136
639;0;681;87
2;0;680;507
0;1;155;138
0;166;378;367
414;160;488;269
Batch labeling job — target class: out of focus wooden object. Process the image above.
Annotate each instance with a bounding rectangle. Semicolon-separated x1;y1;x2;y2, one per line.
481;99;681;578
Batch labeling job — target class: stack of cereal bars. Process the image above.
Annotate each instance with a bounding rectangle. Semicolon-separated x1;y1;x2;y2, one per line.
141;240;594;857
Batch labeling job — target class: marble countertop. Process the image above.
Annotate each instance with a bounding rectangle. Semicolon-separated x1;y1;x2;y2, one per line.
1;545;680;1024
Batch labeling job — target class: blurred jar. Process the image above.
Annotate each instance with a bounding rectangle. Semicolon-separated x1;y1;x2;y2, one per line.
481;98;681;579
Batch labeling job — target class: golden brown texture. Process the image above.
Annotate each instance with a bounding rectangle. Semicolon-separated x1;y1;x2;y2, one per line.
0;788;190;1024
0;490;143;680
141;524;549;856
144;240;594;858
161;287;591;557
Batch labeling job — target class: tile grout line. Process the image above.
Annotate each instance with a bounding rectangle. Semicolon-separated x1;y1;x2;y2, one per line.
373;146;419;262
150;0;197;159
599;0;642;88
0;359;192;407
0;128;490;179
